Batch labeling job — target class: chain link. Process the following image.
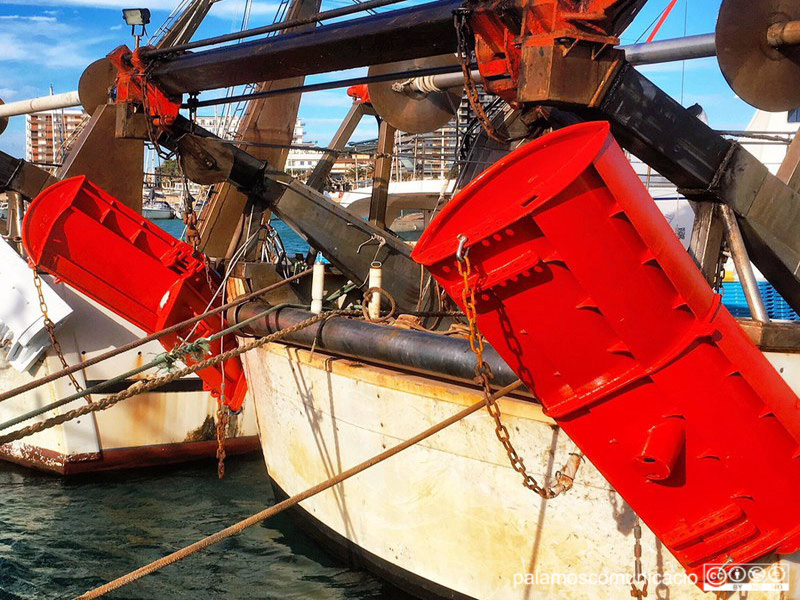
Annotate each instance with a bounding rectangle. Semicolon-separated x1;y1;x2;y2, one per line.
179;159;201;251
456;252;559;498
630;517;648;599
214;267;228;479
33;269;91;403
454;10;525;146
178;161;228;479
215;399;229;479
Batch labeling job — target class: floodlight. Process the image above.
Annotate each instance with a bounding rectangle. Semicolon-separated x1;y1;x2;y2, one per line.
122;8;151;26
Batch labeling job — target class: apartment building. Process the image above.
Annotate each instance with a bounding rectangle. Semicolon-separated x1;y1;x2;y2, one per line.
25;109;87;168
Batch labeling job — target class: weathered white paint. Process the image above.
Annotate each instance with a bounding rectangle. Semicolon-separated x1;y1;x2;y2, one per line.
0;279;259;471
0;240;72;372
246;343;800;600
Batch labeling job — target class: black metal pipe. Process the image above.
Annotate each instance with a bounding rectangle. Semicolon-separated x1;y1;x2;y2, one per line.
587;64;800;315
150;0;462;95
143;0;415;58
184;64;463;109
233;303;522;389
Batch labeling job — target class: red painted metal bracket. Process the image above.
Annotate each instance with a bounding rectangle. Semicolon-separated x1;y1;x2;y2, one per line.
413;121;800;582
107;45;182;130
347;84;372;105
22;176;247;411
468;0;645;103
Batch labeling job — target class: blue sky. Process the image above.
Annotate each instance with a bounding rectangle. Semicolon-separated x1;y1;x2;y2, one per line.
0;0;756;158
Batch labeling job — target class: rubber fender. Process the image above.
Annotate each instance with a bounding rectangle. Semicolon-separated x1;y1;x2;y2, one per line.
412;122;800;581
22;176;247;411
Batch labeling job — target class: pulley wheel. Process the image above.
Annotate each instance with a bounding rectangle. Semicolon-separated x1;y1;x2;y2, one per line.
0;99;7;136
368;54;461;134
79;58;116;115
716;0;800;111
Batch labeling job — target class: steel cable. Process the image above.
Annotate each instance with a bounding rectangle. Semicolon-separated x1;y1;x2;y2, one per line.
0;309;360;446
0;269;312;405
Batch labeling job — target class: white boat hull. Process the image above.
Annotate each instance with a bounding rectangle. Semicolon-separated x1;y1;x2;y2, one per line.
245;342;800;599
0;278;259;474
143;208;174;220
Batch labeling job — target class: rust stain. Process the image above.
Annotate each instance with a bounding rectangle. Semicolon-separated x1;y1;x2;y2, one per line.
184;415;216;442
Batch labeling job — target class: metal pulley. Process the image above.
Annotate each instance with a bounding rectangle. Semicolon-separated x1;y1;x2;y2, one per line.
175;134;235;185
367;54;461;134
0;100;8;135
716;0;800;111
78;57;117;115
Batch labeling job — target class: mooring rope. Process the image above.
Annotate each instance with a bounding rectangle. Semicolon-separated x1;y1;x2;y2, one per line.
0;309;358;446
0;302;305;433
0;268;313;405
72;379;525;600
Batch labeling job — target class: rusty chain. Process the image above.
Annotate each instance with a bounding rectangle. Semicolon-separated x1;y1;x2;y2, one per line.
454;9;528;146
178;156;202;250
32;269;91;404
0;268;314;405
456;246;569;499
178;163;227;479
215;284;228;480
214;397;229;479
215;277;228;479
454;9;507;145
630;517;648;599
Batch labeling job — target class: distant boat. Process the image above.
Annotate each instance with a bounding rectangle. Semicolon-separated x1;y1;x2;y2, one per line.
142;199;175;220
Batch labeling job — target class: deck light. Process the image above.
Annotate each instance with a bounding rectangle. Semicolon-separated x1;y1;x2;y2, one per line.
122;8;150;49
122;8;150;26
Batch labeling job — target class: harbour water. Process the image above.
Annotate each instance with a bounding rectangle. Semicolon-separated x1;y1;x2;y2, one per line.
0;456;390;599
0;219;392;600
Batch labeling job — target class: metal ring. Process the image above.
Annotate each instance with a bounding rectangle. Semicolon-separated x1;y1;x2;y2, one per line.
456;234;469;262
361;286;397;323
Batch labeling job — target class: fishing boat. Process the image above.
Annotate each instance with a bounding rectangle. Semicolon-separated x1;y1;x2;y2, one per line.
3;0;800;596
0;0;260;475
0;242;259;474
0;170;259;476
142;198;176;220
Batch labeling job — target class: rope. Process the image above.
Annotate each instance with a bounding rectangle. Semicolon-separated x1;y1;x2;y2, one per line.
0;269;313;405
73;379;524;600
0;309;358;446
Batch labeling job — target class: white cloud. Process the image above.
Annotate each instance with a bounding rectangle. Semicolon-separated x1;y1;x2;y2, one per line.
0;14;57;21
0;81;41;101
0;0;279;17
0;0;180;9
0;14;110;68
